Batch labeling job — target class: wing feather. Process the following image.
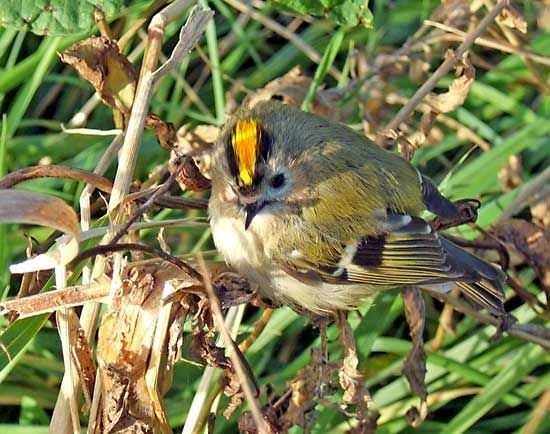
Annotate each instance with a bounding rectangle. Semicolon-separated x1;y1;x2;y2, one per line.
281;214;505;313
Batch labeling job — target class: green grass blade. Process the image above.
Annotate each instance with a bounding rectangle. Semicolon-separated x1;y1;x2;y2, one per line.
302;26;345;112
444;344;548;434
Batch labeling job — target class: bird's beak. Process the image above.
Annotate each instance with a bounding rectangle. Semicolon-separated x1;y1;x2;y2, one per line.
244;201;264;230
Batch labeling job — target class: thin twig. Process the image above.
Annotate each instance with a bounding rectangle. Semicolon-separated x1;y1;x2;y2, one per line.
197;255;269;434
110;157;187;245
73;243;203;282
0;163;208;210
424;20;550;66
382;0;510;135
434;292;550;351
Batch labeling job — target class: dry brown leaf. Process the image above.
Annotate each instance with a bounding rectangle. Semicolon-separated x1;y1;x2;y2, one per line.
497;5;528;34
212;272;255;309
60;37;137;115
280;348;326;432
145;113;177;150
401;287;428;427
337;311;371;422
0;189;80;273
424;54;475;113
238;406;282;434
498;155;523;192
345;410;380;434
491;219;550;307
172;124;219;181
169;155;212;193
96;267;176;434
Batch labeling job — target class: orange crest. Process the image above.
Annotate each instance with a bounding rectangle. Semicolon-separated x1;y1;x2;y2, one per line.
231;118;261;186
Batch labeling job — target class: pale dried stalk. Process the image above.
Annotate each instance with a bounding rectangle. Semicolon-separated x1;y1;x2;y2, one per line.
50;265;80;434
109;2;211;211
383;0;511;135
146;280;177;434
0;280;110;319
522;389;550;434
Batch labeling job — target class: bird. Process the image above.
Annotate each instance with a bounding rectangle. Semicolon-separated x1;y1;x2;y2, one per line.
208;100;506;317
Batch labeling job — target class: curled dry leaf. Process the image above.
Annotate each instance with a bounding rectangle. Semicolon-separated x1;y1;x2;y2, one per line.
346;410;380;434
61;36;177;149
172;124;219;180
60;37;137;115
145;113;177;150
497;5;527;34
498;155;523;192
424;54;475;114
212;272;255;309
281;348;327;432
401;286;428;427
337;311;371;423
0;189;80;273
238;406;282;434
491;219;550;307
169;155;212;193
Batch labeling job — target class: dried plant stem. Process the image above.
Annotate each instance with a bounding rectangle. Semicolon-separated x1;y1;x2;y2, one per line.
435;292;550;351
424;20;550;67
50;266;80;434
522;389;550;434
0;280;110;319
0;163;208;210
382;0;510;135
198;256;269;434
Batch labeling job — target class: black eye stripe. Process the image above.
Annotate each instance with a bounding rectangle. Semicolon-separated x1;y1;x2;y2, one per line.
225;137;239;179
258;127;272;162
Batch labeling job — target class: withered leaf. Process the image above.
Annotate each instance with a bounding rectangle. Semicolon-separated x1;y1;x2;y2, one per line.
238;406;282;434
212;272;255;309
96;267;174;434
169;155;212;193
497;5;527;33
145;113;176;150
0;189;80;273
60;37;138;115
401;287;428;427
337;312;371;423
492;219;550;307
424;55;475;114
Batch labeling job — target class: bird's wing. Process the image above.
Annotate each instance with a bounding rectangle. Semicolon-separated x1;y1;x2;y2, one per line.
280;213;505;313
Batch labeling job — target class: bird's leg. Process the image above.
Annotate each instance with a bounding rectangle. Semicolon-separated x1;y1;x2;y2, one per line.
311;314;332;398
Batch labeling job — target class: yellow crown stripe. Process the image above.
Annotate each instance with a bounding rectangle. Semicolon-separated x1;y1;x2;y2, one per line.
231;119;260;186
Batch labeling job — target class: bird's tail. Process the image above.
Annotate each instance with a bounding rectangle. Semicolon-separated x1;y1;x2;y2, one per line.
439;237;506;315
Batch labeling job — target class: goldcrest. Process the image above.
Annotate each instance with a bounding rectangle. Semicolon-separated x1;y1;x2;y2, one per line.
208;101;505;316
